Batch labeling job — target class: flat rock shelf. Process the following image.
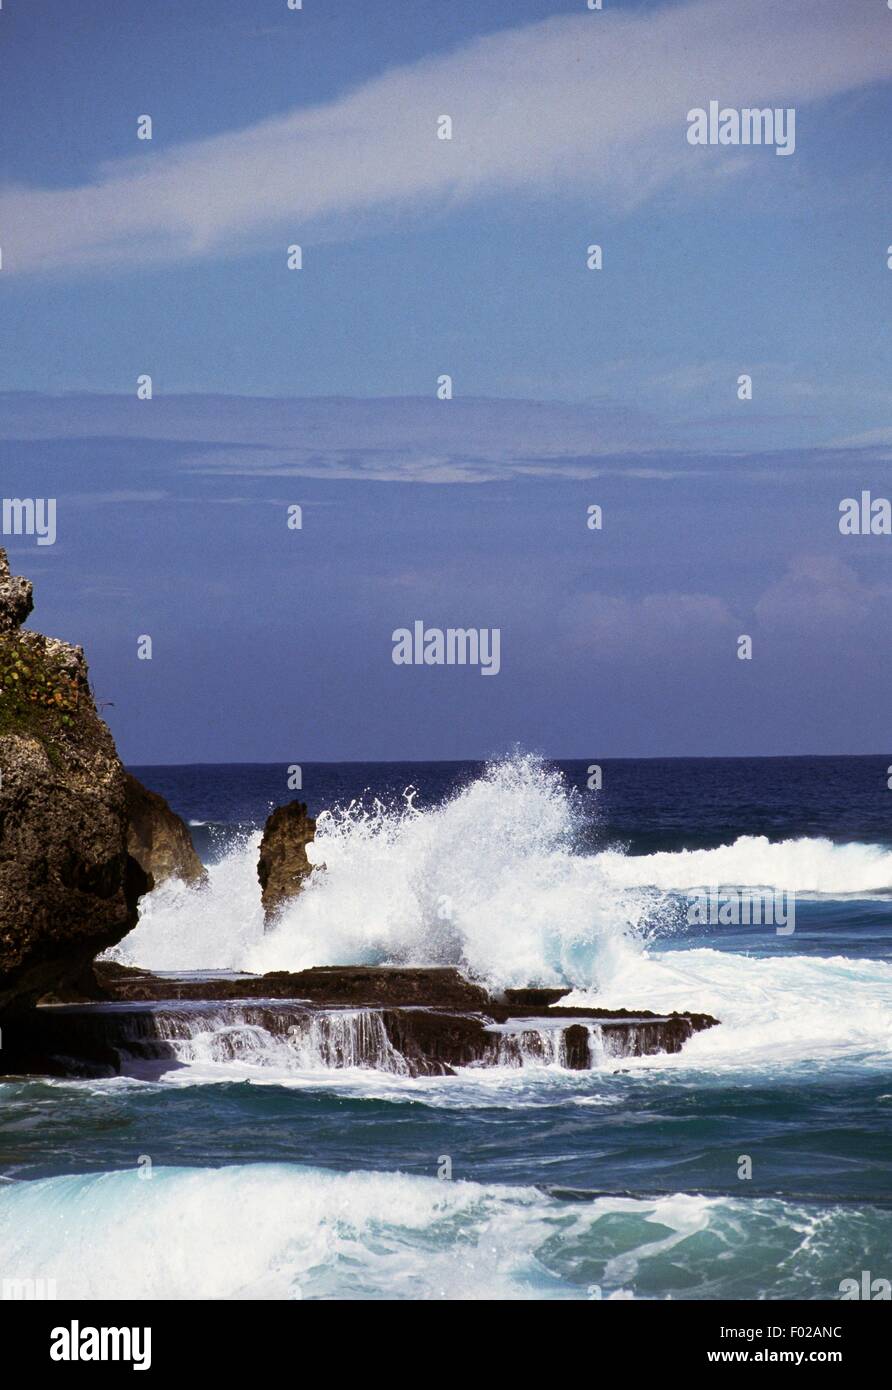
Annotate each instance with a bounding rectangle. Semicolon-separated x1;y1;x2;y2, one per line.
1;965;719;1078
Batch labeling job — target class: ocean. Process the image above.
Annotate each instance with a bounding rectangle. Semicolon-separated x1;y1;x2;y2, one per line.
1;753;890;1300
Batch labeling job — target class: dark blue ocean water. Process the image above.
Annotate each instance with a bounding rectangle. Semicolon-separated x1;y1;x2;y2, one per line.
130;753;892;855
1;755;890;1300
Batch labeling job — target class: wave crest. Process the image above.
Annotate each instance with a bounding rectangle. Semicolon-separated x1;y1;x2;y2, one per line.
114;755;649;991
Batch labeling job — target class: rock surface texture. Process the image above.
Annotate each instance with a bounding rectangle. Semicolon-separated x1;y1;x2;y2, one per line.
0;548;148;1015
257;799;316;918
123;772;206;888
0;963;719;1079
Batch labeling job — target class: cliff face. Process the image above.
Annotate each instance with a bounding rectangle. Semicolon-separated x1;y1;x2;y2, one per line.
0;549;148;1015
123;773;207;889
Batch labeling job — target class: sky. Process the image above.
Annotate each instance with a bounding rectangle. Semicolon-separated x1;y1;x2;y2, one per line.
1;0;891;763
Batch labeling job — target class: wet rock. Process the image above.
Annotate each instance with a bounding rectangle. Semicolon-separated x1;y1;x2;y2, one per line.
0;963;716;1080
93;961;493;1009
89;963;718;1037
503;986;571;1007
0;991;720;1081
6;961;720;1078
562;1023;592;1069
265;964;493;1009
378;1008;493;1074
123;772;207;888
257;800;316;918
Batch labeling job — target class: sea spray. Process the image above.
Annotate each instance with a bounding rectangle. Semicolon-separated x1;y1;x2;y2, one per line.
108;754;892;998
107;827;265;971
2;1164;888;1301
248;754;649;989
110;756;650;990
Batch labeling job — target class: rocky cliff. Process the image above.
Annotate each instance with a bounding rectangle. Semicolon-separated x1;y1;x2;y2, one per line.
257;800;316;918
123;773;206;889
0;548;148;1015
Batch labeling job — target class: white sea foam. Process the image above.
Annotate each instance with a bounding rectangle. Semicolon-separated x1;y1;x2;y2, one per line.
112;755;651;990
109;827;266;972
0;1162;878;1301
112;755;892;982
567;947;892;1071
597;835;892;896
106;755;892;1076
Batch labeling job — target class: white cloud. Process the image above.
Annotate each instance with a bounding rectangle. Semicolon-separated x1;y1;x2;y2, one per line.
1;0;889;274
755;555;892;631
563;589;734;655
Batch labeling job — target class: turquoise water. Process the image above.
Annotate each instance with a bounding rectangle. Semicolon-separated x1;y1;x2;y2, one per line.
1;755;891;1299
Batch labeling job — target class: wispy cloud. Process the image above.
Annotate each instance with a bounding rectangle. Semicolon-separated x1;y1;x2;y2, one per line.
1;0;889;274
69;490;168;505
0;391;665;482
3;391;892;486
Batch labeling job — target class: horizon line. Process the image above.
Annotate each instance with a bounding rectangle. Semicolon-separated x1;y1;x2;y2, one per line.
126;752;892;769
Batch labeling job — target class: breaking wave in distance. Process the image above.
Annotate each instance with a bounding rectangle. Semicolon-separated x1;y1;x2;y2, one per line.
597;836;892;896
112;754;892;999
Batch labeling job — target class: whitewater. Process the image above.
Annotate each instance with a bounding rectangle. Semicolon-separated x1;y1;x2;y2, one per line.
4;754;891;1302
106;755;892;1074
2;1163;888;1301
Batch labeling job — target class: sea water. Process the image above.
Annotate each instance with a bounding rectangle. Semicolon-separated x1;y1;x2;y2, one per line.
1;754;890;1300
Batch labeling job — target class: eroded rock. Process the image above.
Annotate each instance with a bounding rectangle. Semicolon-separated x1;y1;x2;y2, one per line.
0;548;148;1015
0;551;33;633
0;986;720;1079
257;799;316;918
123;772;207;888
4;964;719;1079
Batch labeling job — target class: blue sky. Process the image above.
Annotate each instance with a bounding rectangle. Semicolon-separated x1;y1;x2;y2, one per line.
1;0;891;761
